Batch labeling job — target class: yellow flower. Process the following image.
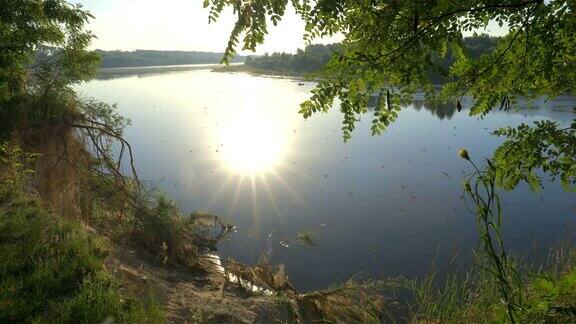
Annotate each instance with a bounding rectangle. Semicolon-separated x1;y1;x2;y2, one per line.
462;179;472;192
459;149;470;160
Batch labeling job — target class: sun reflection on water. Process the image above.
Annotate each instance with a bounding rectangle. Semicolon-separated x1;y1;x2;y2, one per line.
218;113;282;173
195;74;309;227
214;102;291;175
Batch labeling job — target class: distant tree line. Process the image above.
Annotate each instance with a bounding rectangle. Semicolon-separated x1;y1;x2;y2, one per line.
244;44;338;74
244;35;500;79
463;33;501;58
97;50;245;68
94;35;497;72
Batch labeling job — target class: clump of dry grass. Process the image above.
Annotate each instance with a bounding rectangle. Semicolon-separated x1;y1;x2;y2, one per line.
225;254;297;295
221;254;394;323
298;280;387;323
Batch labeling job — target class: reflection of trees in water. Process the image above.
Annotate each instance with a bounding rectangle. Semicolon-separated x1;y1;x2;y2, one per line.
95;71;176;81
367;96;457;120
413;100;457;120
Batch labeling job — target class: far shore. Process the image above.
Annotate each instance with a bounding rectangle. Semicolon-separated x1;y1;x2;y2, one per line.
95;62;242;79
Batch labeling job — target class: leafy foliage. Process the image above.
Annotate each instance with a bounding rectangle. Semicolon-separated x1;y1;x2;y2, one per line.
461;153;524;322
203;0;289;63
492;120;576;192
0;0;99;135
209;0;575;118
0;142;40;193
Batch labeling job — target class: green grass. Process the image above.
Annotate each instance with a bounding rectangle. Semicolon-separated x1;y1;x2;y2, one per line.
411;252;576;323
0;189;164;323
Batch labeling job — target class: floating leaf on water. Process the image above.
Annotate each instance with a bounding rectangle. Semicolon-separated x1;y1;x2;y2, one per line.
441;171;450;179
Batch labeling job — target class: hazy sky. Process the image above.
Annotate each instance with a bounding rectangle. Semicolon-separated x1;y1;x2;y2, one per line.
72;0;507;54
71;0;338;54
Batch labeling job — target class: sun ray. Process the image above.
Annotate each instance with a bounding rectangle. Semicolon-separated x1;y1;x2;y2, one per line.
273;162;317;185
269;170;307;208
250;175;260;236
191;164;228;187
202;172;235;211
258;173;286;230
227;174;246;218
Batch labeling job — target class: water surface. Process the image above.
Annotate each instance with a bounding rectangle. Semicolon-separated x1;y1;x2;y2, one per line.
77;67;576;291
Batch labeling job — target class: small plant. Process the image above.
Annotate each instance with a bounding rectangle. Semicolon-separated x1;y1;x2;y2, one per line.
460;149;523;322
296;229;319;248
0;142;41;193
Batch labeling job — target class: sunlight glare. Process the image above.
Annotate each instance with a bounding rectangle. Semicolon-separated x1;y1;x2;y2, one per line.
216;106;288;174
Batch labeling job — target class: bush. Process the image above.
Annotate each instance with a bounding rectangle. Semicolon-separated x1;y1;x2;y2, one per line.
87;171;230;271
132;194;230;269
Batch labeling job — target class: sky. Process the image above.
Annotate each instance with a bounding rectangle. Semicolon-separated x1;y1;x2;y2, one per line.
71;0;508;54
70;0;338;54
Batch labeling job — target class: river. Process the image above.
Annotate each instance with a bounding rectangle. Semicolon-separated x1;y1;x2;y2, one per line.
76;66;576;291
